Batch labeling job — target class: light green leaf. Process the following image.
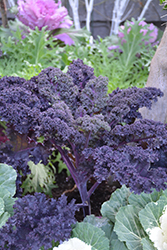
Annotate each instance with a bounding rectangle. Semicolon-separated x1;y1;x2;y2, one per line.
22;160;56;196
101;185;131;223
83;214;113;242
0;164;17;228
0;198;11;228
111;239;128;250
0;212;10;228
161;188;167;199
141;237;157;250
114;205;146;250
0;198;4;216
72;222;109;250
110;230;128;250
129;189;162;210
83;214;111;228
83;215;128;250
118;18;153;70
0;163;17;196
139;199;166;233
0;187;16;215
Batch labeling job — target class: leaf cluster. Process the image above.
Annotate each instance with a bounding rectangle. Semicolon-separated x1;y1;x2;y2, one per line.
47;150;70;176
0;163;17;228
72;185;167;250
21;160;57;197
0;193;77;249
59;18;160;92
0;19;159;91
0;26;62;78
59;35;153;92
118;18;153;70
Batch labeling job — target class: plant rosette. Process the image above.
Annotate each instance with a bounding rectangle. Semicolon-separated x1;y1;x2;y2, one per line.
17;0;74;45
70;186;167;250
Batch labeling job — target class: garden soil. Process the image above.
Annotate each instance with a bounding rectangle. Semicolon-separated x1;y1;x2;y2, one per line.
52;170;121;221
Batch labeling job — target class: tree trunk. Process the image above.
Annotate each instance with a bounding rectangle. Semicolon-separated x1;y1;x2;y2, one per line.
140;25;167;123
0;0;8;28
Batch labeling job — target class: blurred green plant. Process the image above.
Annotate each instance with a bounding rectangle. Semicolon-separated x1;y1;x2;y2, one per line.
48;150;70;177
21;160;57;197
0;25;63;78
0;19;161;91
59;19;160;92
21;149;70;197
160;0;167;9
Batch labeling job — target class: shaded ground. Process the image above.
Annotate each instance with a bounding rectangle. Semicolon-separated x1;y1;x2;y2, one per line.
52;170;121;221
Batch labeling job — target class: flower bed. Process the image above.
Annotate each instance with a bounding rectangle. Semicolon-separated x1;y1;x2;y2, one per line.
0;1;167;249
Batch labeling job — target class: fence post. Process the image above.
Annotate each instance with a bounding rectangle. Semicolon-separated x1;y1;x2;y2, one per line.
0;0;8;28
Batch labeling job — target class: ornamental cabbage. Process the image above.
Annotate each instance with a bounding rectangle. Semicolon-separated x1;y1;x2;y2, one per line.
108;19;158;52
53;238;92;250
118;20;158;45
148;205;167;250
17;0;74;45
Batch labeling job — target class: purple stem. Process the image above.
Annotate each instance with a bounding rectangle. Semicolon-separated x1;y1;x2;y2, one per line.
54;144;78;183
77;180;91;215
88;181;100;198
84;131;92;149
51;140;92;216
67;140;80;169
116;135;156;148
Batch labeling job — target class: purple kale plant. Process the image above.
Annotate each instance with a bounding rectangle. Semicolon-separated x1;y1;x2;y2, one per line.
0;76;51;196
0;193;77;250
0;59;167;216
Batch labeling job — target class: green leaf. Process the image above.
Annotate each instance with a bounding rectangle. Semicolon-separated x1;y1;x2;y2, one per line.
161;188;167;199
110;239;127;250
110;230;128;250
47;150;70;176
22;160;57;196
83;214;113;241
56;152;70;176
139;199;166;233
0;163;17;196
139;186;167;236
0;198;4;216
0;197;11;228
83;214;111;228
101;185;131;223
0;23;63;79
72;222;109;250
0;187;16;215
83;215;128;250
0;212;10;228
111;240;128;250
118;18;153;71
0;164;17;228
141;237;157;250
129;189;162;210
114;205;146;250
